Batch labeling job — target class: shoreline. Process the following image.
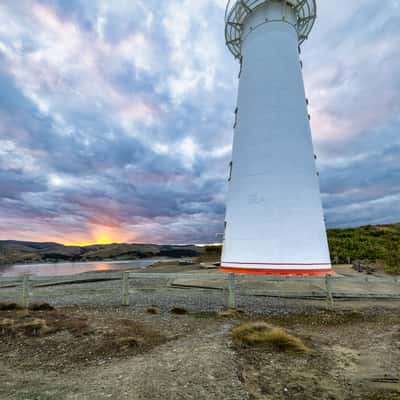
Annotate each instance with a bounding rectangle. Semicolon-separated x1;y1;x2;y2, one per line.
0;257;193;278
0;256;175;267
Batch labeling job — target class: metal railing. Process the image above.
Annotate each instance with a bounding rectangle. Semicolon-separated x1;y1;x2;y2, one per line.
225;0;317;58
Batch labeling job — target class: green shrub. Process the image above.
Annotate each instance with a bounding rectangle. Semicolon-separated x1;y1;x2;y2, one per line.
328;224;400;274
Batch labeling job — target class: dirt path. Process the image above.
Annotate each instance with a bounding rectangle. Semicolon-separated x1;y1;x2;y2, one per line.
1;312;248;400
76;323;248;400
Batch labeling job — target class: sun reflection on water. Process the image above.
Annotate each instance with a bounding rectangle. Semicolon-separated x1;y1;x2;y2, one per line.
94;263;113;271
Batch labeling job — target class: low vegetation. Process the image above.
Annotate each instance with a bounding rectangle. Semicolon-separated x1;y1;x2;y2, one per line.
146;306;160;314
170;307;188;315
0;317;51;337
0;302;24;311
114;336;145;349
217;309;244;318
328;223;400;273
232;321;309;353
196;245;222;263
28;302;55;311
0;318;15;335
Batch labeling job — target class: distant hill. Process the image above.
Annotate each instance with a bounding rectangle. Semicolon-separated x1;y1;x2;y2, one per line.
0;241;204;266
0;241;64;249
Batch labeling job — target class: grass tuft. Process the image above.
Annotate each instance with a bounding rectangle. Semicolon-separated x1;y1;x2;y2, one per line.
232;321;309;353
28;302;55;311
0;303;24;311
19;319;51;337
146;306;160;315
218;309;243;318
0;318;15;336
115;336;144;349
170;307;188;315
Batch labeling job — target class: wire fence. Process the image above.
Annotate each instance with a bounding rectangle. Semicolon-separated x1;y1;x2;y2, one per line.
1;272;399;311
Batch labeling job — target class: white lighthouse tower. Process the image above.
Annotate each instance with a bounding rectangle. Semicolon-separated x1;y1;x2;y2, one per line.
221;0;332;275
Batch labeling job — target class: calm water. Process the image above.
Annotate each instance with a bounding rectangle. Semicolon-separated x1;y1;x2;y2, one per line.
0;259;164;277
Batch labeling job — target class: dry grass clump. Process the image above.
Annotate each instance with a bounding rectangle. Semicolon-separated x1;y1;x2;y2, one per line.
1;317;51;337
115;336;145;349
19;318;52;337
28;302;55;311
232;321;309;353
218;309;244;318
146;306;160;314
0;302;24;311
0;318;15;336
170;307;188;315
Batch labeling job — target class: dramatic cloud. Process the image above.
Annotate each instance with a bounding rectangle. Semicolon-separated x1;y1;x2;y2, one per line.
0;0;399;244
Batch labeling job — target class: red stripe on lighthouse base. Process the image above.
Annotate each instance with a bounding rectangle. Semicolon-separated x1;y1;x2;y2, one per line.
220;261;332;276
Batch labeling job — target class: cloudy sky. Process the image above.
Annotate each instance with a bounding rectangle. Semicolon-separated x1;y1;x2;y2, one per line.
0;0;399;245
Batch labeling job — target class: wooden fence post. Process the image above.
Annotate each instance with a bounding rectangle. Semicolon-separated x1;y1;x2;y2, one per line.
325;274;334;309
22;274;30;308
121;271;130;306
227;273;236;309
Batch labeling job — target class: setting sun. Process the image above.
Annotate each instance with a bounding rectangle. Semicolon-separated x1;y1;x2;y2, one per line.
63;225;129;246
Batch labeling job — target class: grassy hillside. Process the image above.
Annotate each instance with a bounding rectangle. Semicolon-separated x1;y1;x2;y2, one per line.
197;245;223;263
328;223;400;273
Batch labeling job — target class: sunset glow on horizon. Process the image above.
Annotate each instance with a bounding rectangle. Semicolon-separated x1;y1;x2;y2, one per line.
0;224;135;247
63;239;125;247
60;225;134;247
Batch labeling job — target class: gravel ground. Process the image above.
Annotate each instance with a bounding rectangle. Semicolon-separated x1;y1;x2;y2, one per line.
1;263;398;313
0;275;332;315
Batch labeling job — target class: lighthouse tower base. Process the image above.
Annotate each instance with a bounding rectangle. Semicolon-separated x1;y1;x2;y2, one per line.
221;1;332;276
219;266;333;277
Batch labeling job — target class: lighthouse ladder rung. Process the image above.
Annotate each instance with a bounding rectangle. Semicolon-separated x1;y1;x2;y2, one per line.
299;16;315;24
227;21;242;30
295;0;308;11
238;0;252;15
226;38;241;45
